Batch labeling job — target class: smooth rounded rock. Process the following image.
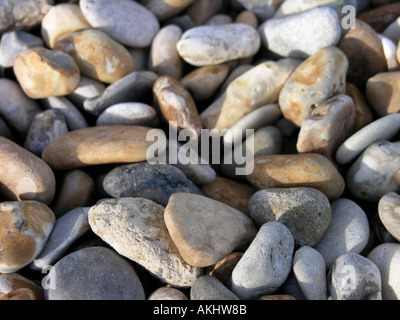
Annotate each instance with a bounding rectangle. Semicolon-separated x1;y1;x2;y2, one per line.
148;287;188;300
367;243;400;300
230;222;295;300
237;0;284;20
89;197;203;287
44;246;145;300
103;162;204;207
328;252;382;300
140;0;196;21
13;47;81;99
42;126;164;170
207;252;243;286
346;141;400;202
67;76;106;110
0;201;55;273
379;34;400;71
336;113;400;165
186;0;224;26
259;7;341;59
314;198;370;270
345;82;373;132
80;0;160;48
177;23;261;67
293;246;327;300
378;192;400;242
0;273;44;300
279;46;348;127
0;137;56;205
247;153;345;200
358;2;400;33
249;187;331;247
164;193;257;267
191;275;239;300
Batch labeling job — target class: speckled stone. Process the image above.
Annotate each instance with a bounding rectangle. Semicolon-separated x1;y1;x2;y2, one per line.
378;192;400;242
88;197;203;287
164;193;257;267
0;201;55;273
102;162;204;207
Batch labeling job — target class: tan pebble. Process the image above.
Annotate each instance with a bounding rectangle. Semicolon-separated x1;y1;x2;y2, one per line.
148;287;189;300
186;0;224;26
279;46;348;127
0;137;56;205
258;295;296;300
247;153;345;200
13;47;80;99
164;193;257;267
54;29;134;84
0;273;44;300
0;288;36;300
42;125;163;170
180;62;233;101
41;3;91;48
153;75;203;137
52;169;95;218
201;61;293;130
206;252;243;286
235;10;258;29
201;176;256;215
346;83;373;132
365;71;400;117
0;201;55;273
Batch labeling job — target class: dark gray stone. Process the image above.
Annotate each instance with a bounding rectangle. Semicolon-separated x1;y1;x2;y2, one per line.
103;162;204;207
190;275;239;300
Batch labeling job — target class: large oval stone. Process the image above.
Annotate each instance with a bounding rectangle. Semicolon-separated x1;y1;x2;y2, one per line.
247;153;345;200
42;126;164;170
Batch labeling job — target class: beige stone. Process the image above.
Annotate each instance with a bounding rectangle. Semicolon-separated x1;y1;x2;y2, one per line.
235;10;258;29
0;137;56;205
201;61;293;130
54;29;134;84
0;201;55;273
279;46;348;127
13;47;80;99
41;4;91;48
247;153;345;200
42;125;164;170
164;193;257;267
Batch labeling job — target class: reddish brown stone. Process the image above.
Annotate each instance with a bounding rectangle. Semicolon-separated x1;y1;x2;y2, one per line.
346;82;374;132
357;2;400;33
0;273;44;300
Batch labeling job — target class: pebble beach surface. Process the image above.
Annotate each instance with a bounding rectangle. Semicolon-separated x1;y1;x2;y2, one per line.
1;0;400;302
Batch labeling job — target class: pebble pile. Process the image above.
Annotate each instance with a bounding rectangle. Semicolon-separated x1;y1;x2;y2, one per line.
1;0;400;301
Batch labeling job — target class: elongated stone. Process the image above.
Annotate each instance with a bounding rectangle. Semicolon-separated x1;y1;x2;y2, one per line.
201;61;292;130
279;46;348;127
42;126;164;170
0;137;56;205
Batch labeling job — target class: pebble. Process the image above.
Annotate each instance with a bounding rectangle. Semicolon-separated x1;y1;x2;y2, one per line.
190;275;239;300
51;170;95;218
296;94;356;160
258;294;296;300
24;109;69;157
0;273;44;300
383;17;400;45
44;246;145;300
358;2;400;33
293;246;327;300
338;19;388;88
88;197;203;288
379;35;400;71
153;75;203;137
378;192;400;242
259;7;341;59
328;252;382;300
0;31;44;68
80;0;160;48
279;46;348;127
206;252;243;286
314;198;370;270
140;0;196;21
345;83;373;132
335;113;400;165
176;23;261;67
13;47;81;99
237;0;283;20
41;125;164;170
249;187;331;247
40;3;91;48
0;78;41;137
201;176;256;215
164;192;257;267
186;0;224;26
148;287;188;300
0;137;56;205
30;207;90;272
201;61;292;131
83;71;158;116
149;25;184;79
247;153;345;200
96;102;158;127
0;201;55;273
367;243;400;300
205;14;232;26
67;76;105;110
0;117;13;140
365;71;400;117
102;162;204;207
346;141;400;202
54;29;134;84
230;222;294;299
235;10;258;29
0;288;36;300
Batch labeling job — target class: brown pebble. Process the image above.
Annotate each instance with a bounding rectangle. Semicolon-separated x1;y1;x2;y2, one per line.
0;273;44;300
346;82;374;132
357;2;400;33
